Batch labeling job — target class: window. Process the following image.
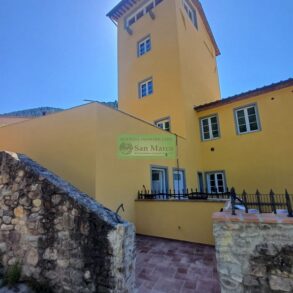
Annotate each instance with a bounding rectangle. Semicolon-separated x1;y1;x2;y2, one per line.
126;0;164;27
197;172;204;193
200;115;220;140
206;172;226;194
173;169;186;194
138;36;151;57
151;167;168;193
155;118;170;131
182;0;198;29
139;79;153;98
235;104;260;134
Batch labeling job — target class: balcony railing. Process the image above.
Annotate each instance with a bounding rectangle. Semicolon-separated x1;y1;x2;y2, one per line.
137;188;231;201
230;188;293;217
137;187;293;217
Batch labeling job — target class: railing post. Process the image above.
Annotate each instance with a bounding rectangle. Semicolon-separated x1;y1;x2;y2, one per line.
242;190;248;213
285;190;293;217
256;190;262;213
231;187;236;216
270;190;276;214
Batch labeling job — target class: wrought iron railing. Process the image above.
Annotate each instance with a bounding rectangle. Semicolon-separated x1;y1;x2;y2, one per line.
230;188;293;217
137;188;231;200
137;187;293;217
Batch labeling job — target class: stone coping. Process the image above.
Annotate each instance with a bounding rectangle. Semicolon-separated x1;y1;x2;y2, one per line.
136;198;227;203
213;211;293;224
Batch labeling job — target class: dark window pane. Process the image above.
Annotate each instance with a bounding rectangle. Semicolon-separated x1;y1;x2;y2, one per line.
248;115;257;124
238;117;246;126
203;125;209;132
211;123;218;131
239;125;247;133
237;110;245;118
212;130;219;137
146;3;154;13
247;107;256;115
210;117;217;124
148;81;153;94
136;10;144;20
165;122;170;131
250;122;258;131
202;119;209;127
218;186;224;193
141;84;147;97
139;43;145;55
152;173;160;181
211;187;217;193
203;132;210;140
128;17;135;26
146;39;151;51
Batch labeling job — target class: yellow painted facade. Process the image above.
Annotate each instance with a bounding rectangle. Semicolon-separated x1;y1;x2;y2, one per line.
0;0;292;244
0;103;188;222
197;85;293;194
135;200;225;244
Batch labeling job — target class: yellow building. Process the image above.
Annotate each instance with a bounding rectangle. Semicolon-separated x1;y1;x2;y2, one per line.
0;0;292;244
107;0;293;194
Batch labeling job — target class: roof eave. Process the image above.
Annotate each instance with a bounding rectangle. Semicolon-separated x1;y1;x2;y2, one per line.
194;78;293;112
107;0;221;56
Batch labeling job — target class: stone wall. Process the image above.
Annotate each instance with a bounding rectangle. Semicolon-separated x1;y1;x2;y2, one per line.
213;212;293;293
0;151;135;292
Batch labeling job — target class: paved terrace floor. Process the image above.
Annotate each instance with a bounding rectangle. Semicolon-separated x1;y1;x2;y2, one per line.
135;235;220;293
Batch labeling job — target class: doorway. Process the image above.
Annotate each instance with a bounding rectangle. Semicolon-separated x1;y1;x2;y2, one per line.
151;167;168;193
173;169;186;194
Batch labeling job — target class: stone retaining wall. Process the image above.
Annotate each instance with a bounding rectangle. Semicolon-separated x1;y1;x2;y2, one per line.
213;212;293;293
0;151;135;292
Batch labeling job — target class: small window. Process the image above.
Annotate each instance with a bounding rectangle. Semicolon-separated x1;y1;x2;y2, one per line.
182;0;198;29
139;78;153;98
146;2;154;13
136;10;144;20
206;172;226;194
200;115;220;141
138;36;151;57
126;0;164;28
155;118;170;131
235;104;260;134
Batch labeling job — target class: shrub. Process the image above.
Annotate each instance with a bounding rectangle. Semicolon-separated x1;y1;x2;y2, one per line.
3;262;21;287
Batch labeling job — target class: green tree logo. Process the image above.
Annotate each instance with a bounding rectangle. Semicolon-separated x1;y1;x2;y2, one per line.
119;142;133;155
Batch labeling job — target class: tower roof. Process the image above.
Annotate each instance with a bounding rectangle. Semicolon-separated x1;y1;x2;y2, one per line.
107;0;220;56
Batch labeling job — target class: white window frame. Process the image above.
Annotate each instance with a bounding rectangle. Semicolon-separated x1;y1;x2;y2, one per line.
139;78;153;98
234;104;261;135
155;118;170;131
126;0;164;27
151;166;168;193
200;115;220;141
206;171;226;194
182;0;198;29
138;36;151;57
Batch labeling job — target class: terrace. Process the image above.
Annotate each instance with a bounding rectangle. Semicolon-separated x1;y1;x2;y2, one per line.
135;235;220;293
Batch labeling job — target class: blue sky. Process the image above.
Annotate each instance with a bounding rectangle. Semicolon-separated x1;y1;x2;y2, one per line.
0;0;292;113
